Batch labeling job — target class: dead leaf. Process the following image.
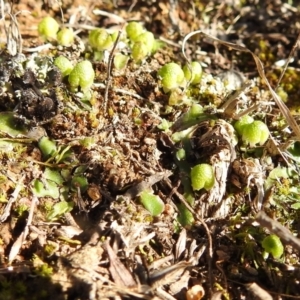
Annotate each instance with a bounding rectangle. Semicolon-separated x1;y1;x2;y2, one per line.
149;260;193;288
104;241;136;288
175;228;187;260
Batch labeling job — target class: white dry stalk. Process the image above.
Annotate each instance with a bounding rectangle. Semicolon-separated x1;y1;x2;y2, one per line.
0;175;25;223
149;261;193;289
102;29;123;114
8;196;37;263
155;287;177;300
23;43;53;53
92;9;126;24
164;177;213;296
3;8;30;56
104;241;137;288
0;0;4;21
219;80;253;113
94;82;148;101
191;119;237;218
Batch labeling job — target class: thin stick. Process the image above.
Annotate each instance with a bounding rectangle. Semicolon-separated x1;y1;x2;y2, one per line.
102;28;123;113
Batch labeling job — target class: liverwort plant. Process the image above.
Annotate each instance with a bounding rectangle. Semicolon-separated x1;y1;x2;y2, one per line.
241;121;269;146
126;22;144;41
57;28;74;47
88;28;115;61
183;61;202;85
234;115;254;134
135;31;155;52
113;53;129;70
234;115;269;147
0;112;27;136
54;56;73;77
46;201;74;221
38;16;59;41
139;190;165;216
126;22;160;63
38;136;57;159
262;234;284;259
131;41;149;62
158;62;185;93
32;167;63;199
190;164;215;191
88;28;114;51
68;60;95;92
130;31;155;62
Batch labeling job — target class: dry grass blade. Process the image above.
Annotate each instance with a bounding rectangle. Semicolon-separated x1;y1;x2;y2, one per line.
182;30;300;140
4;13;21;55
2;1;28;56
92;9;126;24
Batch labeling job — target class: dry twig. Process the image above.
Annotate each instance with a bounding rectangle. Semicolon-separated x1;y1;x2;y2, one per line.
103;29;123;114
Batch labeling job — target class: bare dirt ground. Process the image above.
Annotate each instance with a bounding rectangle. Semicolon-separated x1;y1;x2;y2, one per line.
1;0;300;299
